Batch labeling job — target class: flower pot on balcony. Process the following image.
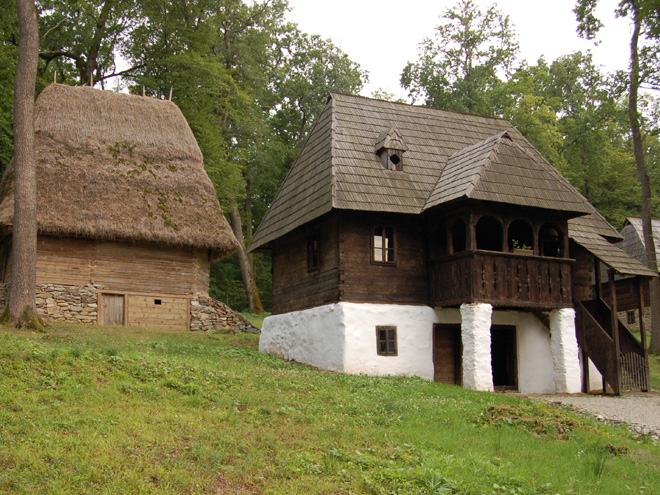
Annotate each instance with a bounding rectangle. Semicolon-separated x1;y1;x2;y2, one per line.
513;248;533;256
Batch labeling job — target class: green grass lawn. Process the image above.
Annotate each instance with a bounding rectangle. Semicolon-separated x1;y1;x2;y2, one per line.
1;323;659;495
650;351;660;390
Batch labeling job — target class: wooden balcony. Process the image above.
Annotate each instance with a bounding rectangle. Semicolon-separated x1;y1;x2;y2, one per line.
429;250;573;309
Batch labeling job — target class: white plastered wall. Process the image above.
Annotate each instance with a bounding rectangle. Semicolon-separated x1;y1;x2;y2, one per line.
260;302;580;394
491;310;556;394
259;303;346;372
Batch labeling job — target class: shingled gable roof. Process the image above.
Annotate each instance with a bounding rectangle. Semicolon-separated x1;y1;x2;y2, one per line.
616;217;660;267
250;93;620;251
424;131;592;213
571;231;657;277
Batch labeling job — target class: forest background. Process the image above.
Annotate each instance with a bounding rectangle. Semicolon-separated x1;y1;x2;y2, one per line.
0;0;658;313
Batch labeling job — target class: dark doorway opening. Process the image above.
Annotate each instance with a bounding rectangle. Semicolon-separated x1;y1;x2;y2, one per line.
491;325;518;390
433;324;462;385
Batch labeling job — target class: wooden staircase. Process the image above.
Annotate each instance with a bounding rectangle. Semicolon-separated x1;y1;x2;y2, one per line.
574;298;649;394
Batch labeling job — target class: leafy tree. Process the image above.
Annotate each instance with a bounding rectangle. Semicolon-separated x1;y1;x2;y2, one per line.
401;0;518;115
500;59;565;169
124;0;365;312
37;0;139;85
576;0;660;353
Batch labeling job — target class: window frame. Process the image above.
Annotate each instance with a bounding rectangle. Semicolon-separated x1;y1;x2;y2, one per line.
371;224;396;265
307;233;320;272
376;325;398;356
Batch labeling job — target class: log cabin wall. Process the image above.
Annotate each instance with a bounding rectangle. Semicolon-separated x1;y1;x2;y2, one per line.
338;212;428;305
271;214;341;314
35;236;210;295
601;278;650;312
570;241;594;302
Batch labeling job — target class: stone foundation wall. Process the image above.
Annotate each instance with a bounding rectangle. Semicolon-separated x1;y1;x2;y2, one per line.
0;283;259;333
190;293;259;333
36;283;100;323
0;282;100;324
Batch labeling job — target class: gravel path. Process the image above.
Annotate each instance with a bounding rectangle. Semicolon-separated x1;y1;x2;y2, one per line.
536;393;660;440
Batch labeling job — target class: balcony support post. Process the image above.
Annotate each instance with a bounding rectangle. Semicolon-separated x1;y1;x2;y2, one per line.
460;302;493;392
550;307;581;393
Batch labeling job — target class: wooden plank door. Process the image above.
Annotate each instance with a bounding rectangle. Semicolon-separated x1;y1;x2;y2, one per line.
433;324;462;385
101;294;125;326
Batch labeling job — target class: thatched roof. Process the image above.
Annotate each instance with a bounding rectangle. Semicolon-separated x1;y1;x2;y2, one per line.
0;84;238;257
251;93;619;251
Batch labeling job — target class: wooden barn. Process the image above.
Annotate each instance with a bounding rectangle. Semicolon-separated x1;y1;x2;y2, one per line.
251;93;655;394
0;83;241;331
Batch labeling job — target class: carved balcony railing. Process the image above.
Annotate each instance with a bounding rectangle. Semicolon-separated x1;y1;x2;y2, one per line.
429;250;573;309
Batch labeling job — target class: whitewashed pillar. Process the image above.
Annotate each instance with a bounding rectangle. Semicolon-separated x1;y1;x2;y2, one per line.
550;308;581;393
460;303;494;392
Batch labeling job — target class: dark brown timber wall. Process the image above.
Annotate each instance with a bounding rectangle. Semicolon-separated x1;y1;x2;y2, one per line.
570;241;593;302
29;236;210;295
339;212;428;305
271;214;341;314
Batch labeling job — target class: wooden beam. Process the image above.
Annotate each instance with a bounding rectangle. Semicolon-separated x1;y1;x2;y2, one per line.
608;269;622;395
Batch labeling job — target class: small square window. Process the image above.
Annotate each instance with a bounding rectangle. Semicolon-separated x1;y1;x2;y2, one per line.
154;299;162;305
626;310;636;324
372;225;395;264
307;234;319;272
376;325;397;356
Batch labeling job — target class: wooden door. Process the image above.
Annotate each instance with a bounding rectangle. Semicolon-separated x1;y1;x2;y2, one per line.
491;325;518;390
101;294;125;326
433;324;462;385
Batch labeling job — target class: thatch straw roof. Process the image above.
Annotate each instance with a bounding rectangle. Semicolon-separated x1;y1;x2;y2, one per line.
0;84;238;257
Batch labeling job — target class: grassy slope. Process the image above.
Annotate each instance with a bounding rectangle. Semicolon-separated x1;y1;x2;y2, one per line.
0;324;659;495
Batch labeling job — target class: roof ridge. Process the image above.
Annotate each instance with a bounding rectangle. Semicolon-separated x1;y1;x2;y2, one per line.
328;92;511;123
463;132;509;198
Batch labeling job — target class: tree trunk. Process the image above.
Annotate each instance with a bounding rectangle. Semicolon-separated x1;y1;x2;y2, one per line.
628;1;660;354
7;0;40;328
229;203;264;314
244;171;254;269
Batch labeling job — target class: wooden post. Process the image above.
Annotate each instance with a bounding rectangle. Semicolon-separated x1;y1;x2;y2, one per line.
594;258;602;301
582;347;590;393
608;269;622;395
448;221;454;255
467;214;476;252
637;277;650;391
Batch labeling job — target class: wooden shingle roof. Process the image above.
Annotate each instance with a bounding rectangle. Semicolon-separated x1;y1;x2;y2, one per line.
250;93;620;251
571;231;658;277
424;132;592;213
616;217;660;267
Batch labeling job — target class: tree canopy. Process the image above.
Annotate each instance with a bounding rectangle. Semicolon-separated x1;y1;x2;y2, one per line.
1;0;659;314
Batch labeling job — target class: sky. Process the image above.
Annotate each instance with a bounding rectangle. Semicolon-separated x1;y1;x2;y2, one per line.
285;0;633;101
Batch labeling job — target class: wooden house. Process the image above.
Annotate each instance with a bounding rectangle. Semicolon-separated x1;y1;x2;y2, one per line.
250;93;655;394
599;217;660;329
0;83;241;331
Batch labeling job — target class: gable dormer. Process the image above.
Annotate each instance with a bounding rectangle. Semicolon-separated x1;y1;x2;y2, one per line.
375;127;407;171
